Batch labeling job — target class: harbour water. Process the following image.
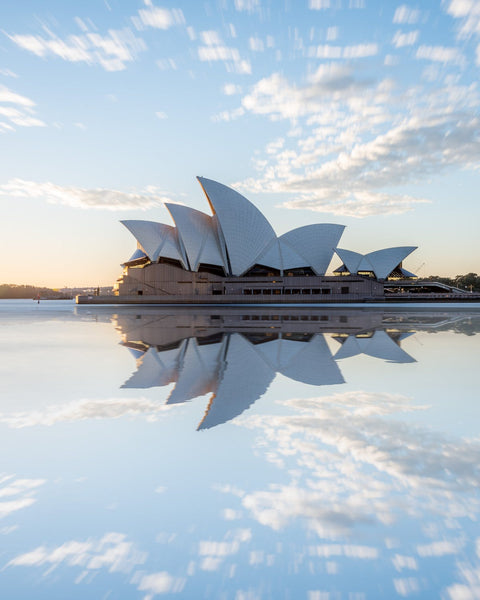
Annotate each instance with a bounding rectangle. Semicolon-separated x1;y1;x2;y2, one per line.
1;299;479;599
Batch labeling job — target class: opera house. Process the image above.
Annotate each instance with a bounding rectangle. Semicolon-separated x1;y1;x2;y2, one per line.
77;176;476;304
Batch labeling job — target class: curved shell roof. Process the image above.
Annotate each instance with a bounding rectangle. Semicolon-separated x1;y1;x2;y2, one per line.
121;220;186;267
165;203;226;272
335;246;417;279
197;176;277;276
365;246;417;279
280;224;345;275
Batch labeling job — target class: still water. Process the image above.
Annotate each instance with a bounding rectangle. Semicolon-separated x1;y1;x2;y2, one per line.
0;299;479;599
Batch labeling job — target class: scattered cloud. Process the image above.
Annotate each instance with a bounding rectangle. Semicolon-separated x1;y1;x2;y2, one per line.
8;532;146;574
223;390;480;544
222;83;242;95
446;0;480;38
0;179;173;210
197;33;252;75
132;3;185;30
0;397;172;427
155;111;167;119
134;571;186;596
234;0;261;13
8;27;146;71
0;86;45;131
307;43;378;59
198;529;252;571
229;64;480;216
0;476;45;519
249;36;265;52
392;30;419;48
393;5;420;25
416;45;465;65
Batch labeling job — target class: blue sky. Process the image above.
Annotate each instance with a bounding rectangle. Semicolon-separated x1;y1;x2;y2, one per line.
0;0;479;286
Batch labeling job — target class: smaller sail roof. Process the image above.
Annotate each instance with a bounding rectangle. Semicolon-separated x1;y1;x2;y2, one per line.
335;246;417;279
165;203;226;272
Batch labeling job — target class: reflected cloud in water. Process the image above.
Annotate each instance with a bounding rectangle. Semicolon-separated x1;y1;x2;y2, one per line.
2;303;480;598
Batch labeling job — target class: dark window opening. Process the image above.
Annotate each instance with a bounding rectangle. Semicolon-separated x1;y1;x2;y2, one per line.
244;264;281;277
198;263;226;277
137;290;143;296
243;289;252;295
158;257;184;269
322;288;331;295
341;286;350;294
285;267;316;277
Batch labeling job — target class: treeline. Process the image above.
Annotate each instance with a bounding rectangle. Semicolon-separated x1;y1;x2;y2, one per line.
0;284;72;299
423;272;480;292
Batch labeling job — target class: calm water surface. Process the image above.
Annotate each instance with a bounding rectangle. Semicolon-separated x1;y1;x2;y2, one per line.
0;299;479;599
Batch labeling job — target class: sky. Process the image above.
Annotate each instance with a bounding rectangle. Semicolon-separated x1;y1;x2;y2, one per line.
0;0;479;287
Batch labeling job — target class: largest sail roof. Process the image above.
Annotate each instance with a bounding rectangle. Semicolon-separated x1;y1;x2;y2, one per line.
197;176;277;276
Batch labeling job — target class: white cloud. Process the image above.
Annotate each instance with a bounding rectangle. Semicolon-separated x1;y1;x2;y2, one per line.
326;27;338;41
392;554;418;571
0;397;172;427
0;68;18;78
0;179;172;211
392;30;419;48
231;66;480;216
234;0;260;13
227;390;480;544
417;540;463;557
223;83;242;96
0;86;45;131
249;36;264;52
446;0;480;38
200;30;222;46
393;5;420;24
135;571;186;595
0;476;45;519
133;5;185;30
394;578;420;596
8;27;146;71
308;43;378;59
198;40;252;75
309;0;332;9
155;111;167;119
416;45;465;65
9;532;146;574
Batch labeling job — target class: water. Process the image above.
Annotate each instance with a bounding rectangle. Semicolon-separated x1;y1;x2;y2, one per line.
1;299;479;599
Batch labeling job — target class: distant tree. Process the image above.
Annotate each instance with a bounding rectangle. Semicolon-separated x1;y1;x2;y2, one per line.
0;284;71;299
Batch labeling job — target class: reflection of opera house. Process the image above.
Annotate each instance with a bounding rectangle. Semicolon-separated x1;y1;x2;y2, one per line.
116;308;432;430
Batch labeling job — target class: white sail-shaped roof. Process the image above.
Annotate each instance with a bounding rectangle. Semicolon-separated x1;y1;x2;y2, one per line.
280;224;345;275
335;246;417;279
121;220;187;267
167;337;226;404
121;220;165;261
365;247;417;280
165;204;226;272
197;176;277;276
334;248;363;275
197;333;275;430
334;331;415;363
256;238;309;272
